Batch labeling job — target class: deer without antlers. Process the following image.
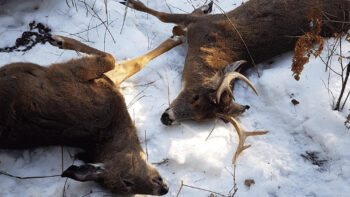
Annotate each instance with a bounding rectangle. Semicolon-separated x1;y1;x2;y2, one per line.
120;0;349;163
0;34;182;195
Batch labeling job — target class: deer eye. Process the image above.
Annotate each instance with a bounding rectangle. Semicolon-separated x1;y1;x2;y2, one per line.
123;179;135;187
191;95;200;103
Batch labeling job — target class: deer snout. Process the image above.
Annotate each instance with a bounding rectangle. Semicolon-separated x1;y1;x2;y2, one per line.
152;176;168;195
161;108;175;126
240;105;250;113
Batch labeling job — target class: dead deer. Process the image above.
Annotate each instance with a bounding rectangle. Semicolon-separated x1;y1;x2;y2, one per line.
120;0;349;163
0;35;177;195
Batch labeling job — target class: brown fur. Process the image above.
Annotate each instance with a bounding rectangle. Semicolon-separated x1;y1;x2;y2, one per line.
0;35;168;196
122;0;349;125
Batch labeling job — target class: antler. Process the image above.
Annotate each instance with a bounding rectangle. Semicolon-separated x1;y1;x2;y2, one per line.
216;72;258;103
216;60;258;103
217;114;268;164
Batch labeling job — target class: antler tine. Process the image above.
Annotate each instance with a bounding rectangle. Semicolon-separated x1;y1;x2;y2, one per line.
216;72;258;103
216;60;258;103
217;114;268;164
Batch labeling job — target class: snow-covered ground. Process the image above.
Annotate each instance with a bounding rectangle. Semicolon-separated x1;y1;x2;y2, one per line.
0;0;350;196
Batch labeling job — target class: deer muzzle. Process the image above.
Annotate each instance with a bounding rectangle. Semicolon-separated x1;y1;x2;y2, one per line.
161;108;176;126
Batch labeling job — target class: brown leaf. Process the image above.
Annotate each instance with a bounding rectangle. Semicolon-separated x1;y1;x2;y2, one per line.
244;179;255;188
291;99;300;105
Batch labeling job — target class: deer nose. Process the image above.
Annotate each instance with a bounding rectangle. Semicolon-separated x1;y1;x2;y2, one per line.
153;176;168;195
161;112;172;125
159;184;169;195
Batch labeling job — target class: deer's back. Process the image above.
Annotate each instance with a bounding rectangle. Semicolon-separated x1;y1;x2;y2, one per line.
0;62;124;149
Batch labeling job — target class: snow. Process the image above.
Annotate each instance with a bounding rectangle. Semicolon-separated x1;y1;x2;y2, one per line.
1;0;350;196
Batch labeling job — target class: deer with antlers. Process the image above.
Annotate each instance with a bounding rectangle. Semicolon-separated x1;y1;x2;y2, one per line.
120;0;349;163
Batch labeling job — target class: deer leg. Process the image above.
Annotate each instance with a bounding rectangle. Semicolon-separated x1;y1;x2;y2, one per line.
105;35;184;86
120;0;199;26
49;35;116;81
50;35;107;56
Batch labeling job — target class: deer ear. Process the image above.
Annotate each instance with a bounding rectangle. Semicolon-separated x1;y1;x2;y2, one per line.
62;163;105;182
209;60;246;90
222;60;247;74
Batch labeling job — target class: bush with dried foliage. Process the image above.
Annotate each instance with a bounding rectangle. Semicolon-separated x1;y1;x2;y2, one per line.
291;6;324;81
292;6;350;129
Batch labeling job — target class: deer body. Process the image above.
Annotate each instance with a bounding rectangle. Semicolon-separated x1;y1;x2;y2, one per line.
121;0;349;162
0;63;119;149
0;35;168;195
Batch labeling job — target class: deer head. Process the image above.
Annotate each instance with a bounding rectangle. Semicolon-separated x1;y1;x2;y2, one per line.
161;60;257;125
62;152;168;195
61;127;168;196
101;152;168;195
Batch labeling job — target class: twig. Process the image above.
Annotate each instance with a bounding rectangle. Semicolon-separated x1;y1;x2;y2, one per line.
334;36;350;110
336;61;350;110
163;0;173;13
120;80;156;90
168;4;190;13
83;0;89;16
182;182;226;197
84;2;116;43
71;18;117;36
175;179;229;197
323;19;350;24
205;119;217;141
62;177;69;197
65;0;71;8
186;0;196;10
341;89;350;110
103;0;109;51
146;0;149;19
144;130;149;161
213;2;260;77
152;158;169;166
61;146;64;173
165;70;171;106
62;154;78;197
73;0;78;12
128;95;147;108
320;37;339;72
120;0;129;34
176;180;184;197
0;171;60;180
321;79;336;107
231;164;238;196
127;86;149;108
